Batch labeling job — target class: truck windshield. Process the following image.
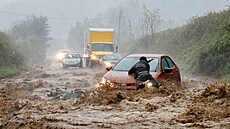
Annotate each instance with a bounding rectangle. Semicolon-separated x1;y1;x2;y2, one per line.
92;44;113;52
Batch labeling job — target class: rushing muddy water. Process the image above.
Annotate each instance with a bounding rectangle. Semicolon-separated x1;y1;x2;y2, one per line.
0;61;229;129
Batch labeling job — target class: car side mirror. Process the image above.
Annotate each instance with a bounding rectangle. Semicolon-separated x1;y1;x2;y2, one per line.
116;45;118;52
87;43;90;50
106;65;113;71
163;67;173;73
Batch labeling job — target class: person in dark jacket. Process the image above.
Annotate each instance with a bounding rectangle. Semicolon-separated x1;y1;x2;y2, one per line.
128;56;160;90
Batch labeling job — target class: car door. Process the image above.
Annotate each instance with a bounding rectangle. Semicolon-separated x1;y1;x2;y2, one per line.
158;56;179;82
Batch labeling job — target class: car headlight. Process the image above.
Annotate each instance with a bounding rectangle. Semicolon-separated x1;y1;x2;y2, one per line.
146;82;153;87
100;77;107;85
97;77;115;88
56;53;65;60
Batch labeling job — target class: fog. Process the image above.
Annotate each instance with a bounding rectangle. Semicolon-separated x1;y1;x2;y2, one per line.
1;0;229;36
0;0;229;56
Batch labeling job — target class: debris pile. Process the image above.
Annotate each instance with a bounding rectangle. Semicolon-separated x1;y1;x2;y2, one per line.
177;82;230;123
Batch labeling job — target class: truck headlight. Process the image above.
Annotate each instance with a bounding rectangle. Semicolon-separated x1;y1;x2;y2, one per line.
91;54;98;60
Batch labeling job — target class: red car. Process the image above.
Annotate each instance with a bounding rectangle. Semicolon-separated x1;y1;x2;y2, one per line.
99;54;181;89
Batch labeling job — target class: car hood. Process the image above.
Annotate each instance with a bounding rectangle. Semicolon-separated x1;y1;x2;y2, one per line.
103;70;157;84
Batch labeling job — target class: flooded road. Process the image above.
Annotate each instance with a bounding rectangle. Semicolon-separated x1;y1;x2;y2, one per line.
0;61;229;129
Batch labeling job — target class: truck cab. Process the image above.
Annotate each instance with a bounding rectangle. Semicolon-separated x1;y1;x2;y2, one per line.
86;28;116;67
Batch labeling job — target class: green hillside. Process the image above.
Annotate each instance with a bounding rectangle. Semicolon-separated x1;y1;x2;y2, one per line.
123;9;230;81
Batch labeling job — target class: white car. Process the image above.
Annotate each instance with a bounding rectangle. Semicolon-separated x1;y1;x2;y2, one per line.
100;54;123;67
62;52;82;68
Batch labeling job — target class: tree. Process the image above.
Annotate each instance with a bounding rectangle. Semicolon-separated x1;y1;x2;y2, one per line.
0;32;14;66
0;32;23;68
138;6;160;52
9;16;51;66
67;18;92;54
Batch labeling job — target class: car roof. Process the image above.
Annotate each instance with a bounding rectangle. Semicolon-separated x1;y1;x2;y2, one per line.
126;54;167;58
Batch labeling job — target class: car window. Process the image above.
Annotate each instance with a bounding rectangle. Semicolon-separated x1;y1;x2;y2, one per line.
113;57;159;72
166;57;174;68
72;54;80;58
65;54;71;58
106;54;122;60
162;58;169;70
149;59;159;72
113;58;138;71
92;44;113;51
65;54;80;58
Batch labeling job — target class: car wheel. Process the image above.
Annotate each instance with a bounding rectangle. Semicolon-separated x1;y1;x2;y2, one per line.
63;64;68;69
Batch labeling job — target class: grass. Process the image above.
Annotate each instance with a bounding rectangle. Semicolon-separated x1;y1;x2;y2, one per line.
0;66;21;79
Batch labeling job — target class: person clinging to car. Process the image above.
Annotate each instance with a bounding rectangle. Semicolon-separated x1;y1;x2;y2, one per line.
128;56;160;90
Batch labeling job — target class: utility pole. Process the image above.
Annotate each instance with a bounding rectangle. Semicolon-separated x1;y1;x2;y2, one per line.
84;31;87;54
118;10;121;45
128;19;134;39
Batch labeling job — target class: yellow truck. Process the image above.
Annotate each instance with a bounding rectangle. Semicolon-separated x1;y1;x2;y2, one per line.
84;28;116;67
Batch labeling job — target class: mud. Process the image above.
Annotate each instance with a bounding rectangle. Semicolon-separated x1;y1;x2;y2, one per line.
0;61;229;129
177;82;230;125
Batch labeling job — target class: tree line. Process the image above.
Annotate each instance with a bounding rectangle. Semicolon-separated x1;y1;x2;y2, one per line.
0;16;50;78
124;8;230;81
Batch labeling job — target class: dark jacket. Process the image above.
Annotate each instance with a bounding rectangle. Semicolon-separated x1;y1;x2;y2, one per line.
128;60;150;79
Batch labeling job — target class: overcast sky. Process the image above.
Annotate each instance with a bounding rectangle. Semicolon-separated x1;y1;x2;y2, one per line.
0;0;229;38
0;0;19;7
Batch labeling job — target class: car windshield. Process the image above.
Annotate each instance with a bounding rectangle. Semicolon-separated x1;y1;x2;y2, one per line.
65;54;80;58
113;57;159;72
92;43;113;52
105;54;122;60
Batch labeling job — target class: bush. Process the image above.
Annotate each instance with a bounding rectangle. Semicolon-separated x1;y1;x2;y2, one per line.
198;30;230;79
146;9;230;81
0;32;24;79
0;66;21;79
